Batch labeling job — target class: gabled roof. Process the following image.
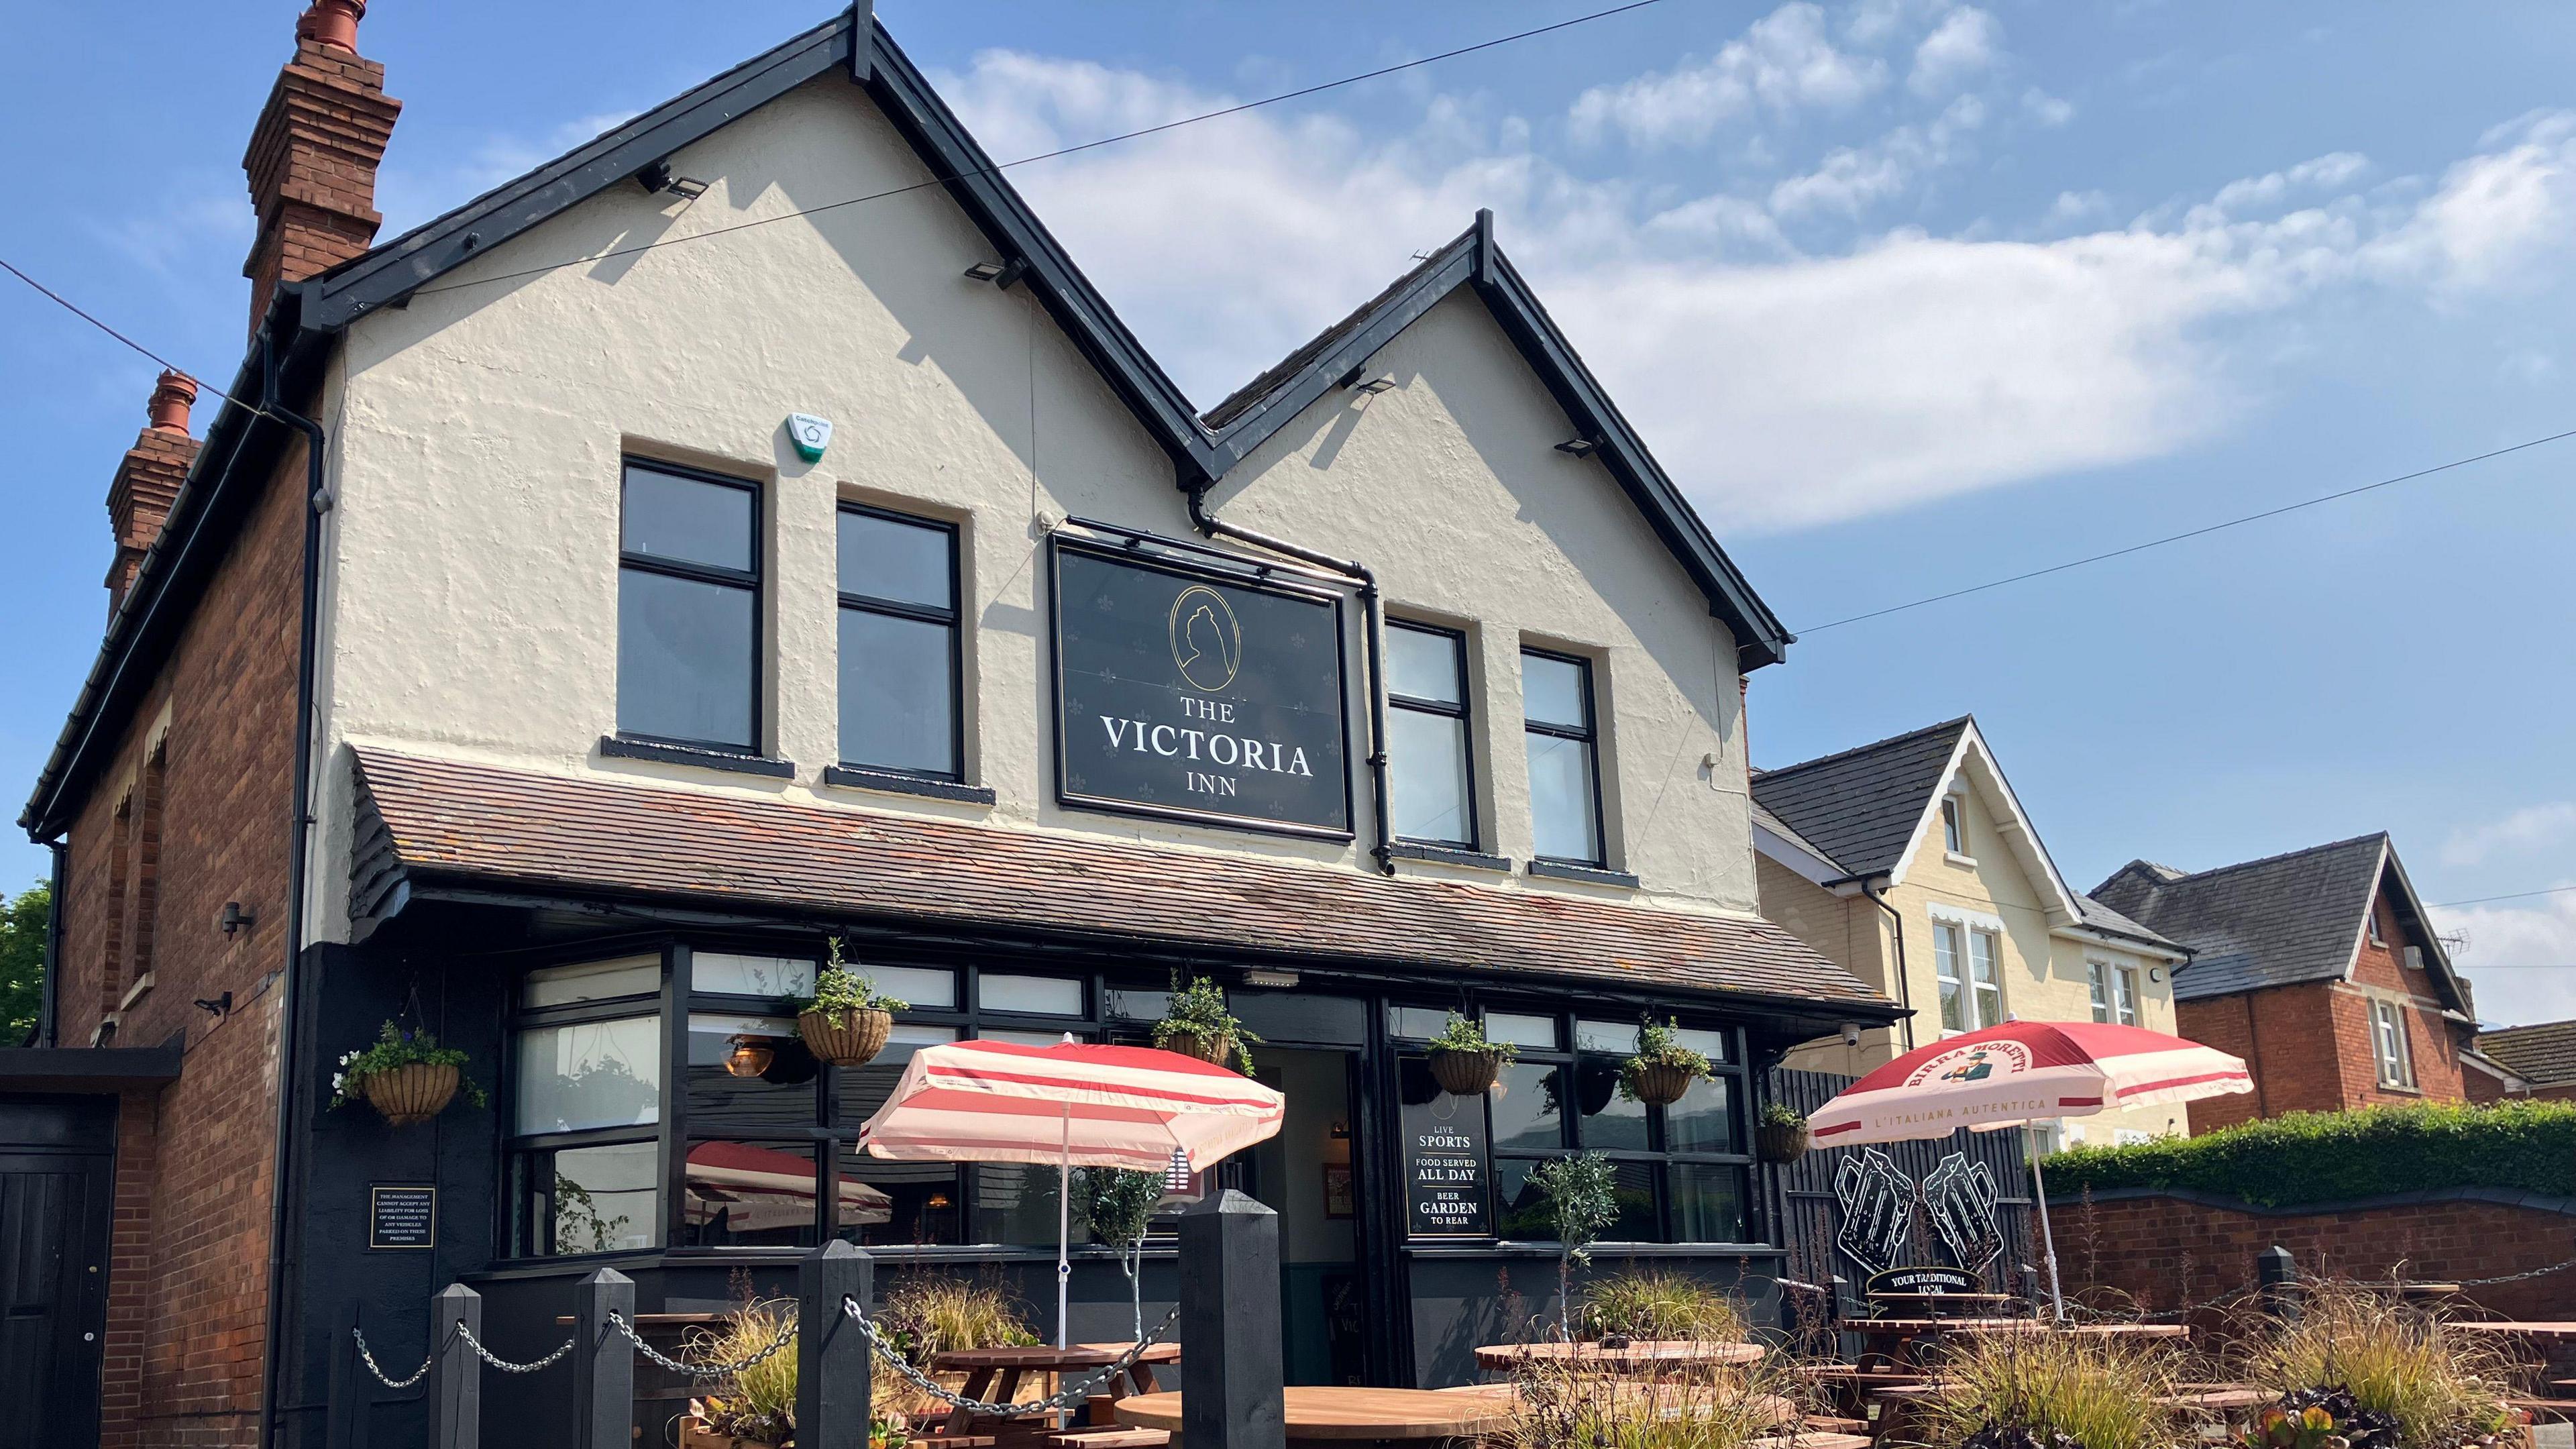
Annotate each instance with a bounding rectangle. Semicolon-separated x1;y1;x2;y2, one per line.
2090;833;2469;1009
2476;1019;2576;1086
21;3;1792;839
1750;718;1971;881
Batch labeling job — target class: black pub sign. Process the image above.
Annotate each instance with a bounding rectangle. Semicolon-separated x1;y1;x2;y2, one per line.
1399;1065;1491;1236
1051;539;1352;837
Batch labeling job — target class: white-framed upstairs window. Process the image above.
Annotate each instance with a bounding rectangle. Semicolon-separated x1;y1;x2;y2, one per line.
2371;998;2416;1088
2090;961;2140;1026
1969;928;2003;1028
1933;918;2006;1034
2087;962;2110;1022
1940;795;1971;861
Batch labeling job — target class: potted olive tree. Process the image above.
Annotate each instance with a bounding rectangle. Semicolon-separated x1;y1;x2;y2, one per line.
1073;1166;1165;1341
795;939;908;1069
1425;1014;1515;1096
1528;1152;1619;1342
1617;1017;1711;1108
331;1022;487;1127
1152;975;1259;1072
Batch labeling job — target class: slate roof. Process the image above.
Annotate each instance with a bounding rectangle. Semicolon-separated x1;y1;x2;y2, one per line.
2071;893;2174;951
2477;1019;2576;1086
2090;834;2396;1002
1749;718;1969;880
1751;800;1835;868
349;748;1896;1014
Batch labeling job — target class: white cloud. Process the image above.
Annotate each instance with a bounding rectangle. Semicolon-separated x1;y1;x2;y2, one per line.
2204;151;2369;216
378;110;640;235
2443;802;2576;867
1568;3;1886;149
944;48;2576;531
2046;189;2112;225
2432;893;2576;1025
2023;88;2076;127
1909;7;2002;99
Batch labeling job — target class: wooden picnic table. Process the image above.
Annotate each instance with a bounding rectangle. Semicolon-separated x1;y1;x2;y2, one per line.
2454;1322;2576;1339
1473;1339;1766;1374
1866;1291;2016;1318
1950;1322;2192;1340
927;1342;1181;1440
1114;1386;1513;1446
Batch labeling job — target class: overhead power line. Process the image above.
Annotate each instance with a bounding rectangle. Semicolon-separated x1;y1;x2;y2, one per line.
2432;883;2576;909
413;0;1668;300
1799;427;2576;634
0;258;267;417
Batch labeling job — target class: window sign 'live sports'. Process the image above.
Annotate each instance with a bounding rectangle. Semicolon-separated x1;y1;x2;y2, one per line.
1052;540;1353;837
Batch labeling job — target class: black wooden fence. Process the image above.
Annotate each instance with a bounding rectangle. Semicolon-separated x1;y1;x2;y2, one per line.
1771;1068;2041;1305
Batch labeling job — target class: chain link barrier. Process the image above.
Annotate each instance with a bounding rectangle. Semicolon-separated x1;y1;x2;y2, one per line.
456;1321;578;1375
353;1324;447;1390
607;1309;798;1381
845;1299;1181;1419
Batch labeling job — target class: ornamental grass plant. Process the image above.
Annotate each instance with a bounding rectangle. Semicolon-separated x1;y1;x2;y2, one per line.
1582;1268;1746;1342
876;1272;1040;1365
1505;1345;1810;1449
685;1297;799;1446
1915;1328;2185;1449
2235;1281;2522;1448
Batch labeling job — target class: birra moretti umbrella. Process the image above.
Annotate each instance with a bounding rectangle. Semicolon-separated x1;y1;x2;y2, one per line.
858;1038;1285;1346
1805;1020;2253;1319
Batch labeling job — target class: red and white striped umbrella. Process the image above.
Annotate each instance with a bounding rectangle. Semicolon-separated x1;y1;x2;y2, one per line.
857;1038;1285;1170
1807;1020;2251;1147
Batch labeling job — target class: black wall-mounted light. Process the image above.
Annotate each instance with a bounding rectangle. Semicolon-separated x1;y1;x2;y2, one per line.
1554;438;1597;458
633;160;710;199
195;991;233;1018
219;901;256;936
963;258;1029;289
1337;365;1398;394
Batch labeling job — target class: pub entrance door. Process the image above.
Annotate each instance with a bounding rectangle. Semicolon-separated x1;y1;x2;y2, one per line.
1244;1048;1367;1385
0;1094;117;1449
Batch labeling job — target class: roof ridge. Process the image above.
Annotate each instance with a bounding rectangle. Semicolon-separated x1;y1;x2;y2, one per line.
2145;830;2390;886
1199;230;1473;429
1754;716;1973;781
2479;1018;2576;1038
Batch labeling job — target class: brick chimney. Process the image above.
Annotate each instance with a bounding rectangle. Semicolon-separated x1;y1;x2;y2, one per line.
105;372;201;617
241;0;400;333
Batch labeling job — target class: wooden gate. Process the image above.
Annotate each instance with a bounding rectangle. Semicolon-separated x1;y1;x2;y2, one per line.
0;1095;117;1449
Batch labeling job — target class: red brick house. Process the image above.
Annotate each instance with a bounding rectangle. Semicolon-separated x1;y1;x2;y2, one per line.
2467;1019;2576;1102
2091;834;2477;1134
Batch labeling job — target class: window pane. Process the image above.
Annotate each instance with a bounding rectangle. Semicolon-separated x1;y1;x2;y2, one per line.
1575;1020;1640;1055
838;607;955;775
835;1146;962;1247
683;1013;813;1136
1498;1159;1656;1242
618;568;754;747
1493;1159;1550;1238
526;1140;660;1256
1933;925;1959;981
682;1139;820;1248
1104;987;1169;1022
1941;798;1962;853
1521;653;1588;731
1486;1013;1560;1051
840;1025;958;1128
2088;964;2109;1022
1670;1163;1750;1244
978;974;1083;1016
1389;707;1472;846
974;1163;1066;1246
1674;1028;1727;1063
1490;1063;1565;1152
1574;1059;1648;1151
1386;625;1464;706
1665;1075;1737;1154
1970;932;1999;985
839;509;952;608
864;965;957;1012
515;1016;662;1135
525;955;660;1009
1387;1006;1450;1040
623;466;753;572
692;953;814;998
1526;732;1601;863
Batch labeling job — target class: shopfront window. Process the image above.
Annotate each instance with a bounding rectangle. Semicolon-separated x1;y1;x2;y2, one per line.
508;956;667;1258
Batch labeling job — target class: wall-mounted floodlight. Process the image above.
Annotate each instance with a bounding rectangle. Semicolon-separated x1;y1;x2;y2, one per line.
963;258;1029;288
633;160;708;199
1339;366;1398;394
1554;438;1597;458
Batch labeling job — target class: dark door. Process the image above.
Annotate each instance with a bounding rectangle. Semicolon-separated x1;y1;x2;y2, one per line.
0;1095;118;1449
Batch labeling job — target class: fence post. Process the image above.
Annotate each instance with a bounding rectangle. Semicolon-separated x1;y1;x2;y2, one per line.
572;1267;635;1449
798;1240;873;1449
2257;1245;2299;1320
427;1282;482;1449
327;1305;365;1449
1180;1189;1285;1449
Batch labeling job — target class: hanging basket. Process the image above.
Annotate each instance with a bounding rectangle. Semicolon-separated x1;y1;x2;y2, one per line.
798;1006;894;1068
360;1061;460;1128
1756;1117;1812;1163
1159;1030;1238;1069
1625;1061;1699;1108
1428;1046;1506;1097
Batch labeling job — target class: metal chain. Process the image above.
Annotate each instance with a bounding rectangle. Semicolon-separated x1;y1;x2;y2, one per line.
608;1310;798;1380
843;1299;1182;1418
455;1320;578;1375
353;1324;445;1390
2454;1254;2576;1287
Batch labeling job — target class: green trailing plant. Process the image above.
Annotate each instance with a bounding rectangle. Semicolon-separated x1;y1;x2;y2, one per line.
2239;1280;2522;1448
1529;1152;1619;1341
799;938;910;1015
1152;973;1260;1071
328;1021;488;1111
1617;1017;1711;1103
2044;1101;2576;1208
1759;1101;1803;1131
1073;1167;1164;1340
1428;1012;1517;1059
1917;1328;2184;1449
1580;1268;1743;1342
551;1172;632;1254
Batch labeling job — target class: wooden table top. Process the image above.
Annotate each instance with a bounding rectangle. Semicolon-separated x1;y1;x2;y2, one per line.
2160;1389;2267;1410
1114;1387;1514;1440
1868;1293;2013;1307
1851;1318;2032;1333
2454;1322;2576;1338
1951;1322;2192;1339
1746;1435;1871;1449
1473;1339;1766;1371
934;1343;1182;1371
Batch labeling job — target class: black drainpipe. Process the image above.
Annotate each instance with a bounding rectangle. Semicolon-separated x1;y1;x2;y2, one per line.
33;839;65;1047
1858;877;1915;1053
1185;484;1393;875
256;323;329;1449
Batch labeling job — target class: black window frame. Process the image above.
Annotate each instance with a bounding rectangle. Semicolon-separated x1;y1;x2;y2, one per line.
1385;619;1479;850
835;502;965;783
616;460;765;755
502;950;672;1261
1519;647;1607;868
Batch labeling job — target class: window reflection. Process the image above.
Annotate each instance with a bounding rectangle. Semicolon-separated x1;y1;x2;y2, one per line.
1489;1063;1564;1152
1664;1075;1737;1155
515;1016;661;1135
525;1140;659;1256
682;1140;824;1248
1574;1059;1648;1151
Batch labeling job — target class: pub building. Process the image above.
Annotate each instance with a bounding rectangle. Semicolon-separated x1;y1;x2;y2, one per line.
3;3;1899;1444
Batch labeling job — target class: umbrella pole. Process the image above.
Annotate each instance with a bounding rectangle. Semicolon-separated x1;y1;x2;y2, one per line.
2028;1127;2066;1322
1057;1104;1071;1350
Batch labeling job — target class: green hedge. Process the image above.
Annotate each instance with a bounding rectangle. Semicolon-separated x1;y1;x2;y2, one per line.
2043;1100;2576;1208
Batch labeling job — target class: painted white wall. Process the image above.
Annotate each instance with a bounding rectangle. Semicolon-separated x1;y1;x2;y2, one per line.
305;72;1761;941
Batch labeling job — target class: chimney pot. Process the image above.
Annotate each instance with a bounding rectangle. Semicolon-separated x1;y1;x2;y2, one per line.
296;0;366;53
146;371;197;434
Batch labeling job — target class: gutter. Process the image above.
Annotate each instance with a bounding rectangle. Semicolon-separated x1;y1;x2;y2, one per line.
1854;876;1916;1052
32;841;64;1047
1184;484;1394;875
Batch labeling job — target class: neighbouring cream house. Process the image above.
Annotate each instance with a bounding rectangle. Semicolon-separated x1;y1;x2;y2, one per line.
1752;718;2192;1147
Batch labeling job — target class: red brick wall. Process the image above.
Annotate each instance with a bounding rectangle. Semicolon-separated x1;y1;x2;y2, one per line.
2059;1189;2576;1326
53;435;306;1448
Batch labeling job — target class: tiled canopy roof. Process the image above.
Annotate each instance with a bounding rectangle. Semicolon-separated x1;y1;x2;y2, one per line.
350;748;1893;1012
2477;1019;2576;1086
2092;835;2394;1002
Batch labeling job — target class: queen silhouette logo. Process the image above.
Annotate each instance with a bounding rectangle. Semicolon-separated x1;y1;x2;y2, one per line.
1167;584;1242;692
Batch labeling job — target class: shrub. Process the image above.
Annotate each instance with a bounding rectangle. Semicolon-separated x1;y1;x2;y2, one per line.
876;1273;1040;1366
1153;974;1260;1070
1428;1012;1517;1059
1507;1351;1801;1449
2237;1281;2521;1447
686;1297;798;1445
2043;1102;2576;1208
1917;1329;2184;1449
799;937;911;1015
1582;1269;1743;1342
1619;1018;1713;1103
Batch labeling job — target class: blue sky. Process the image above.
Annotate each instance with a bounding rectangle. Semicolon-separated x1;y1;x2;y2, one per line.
5;2;2574;1018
